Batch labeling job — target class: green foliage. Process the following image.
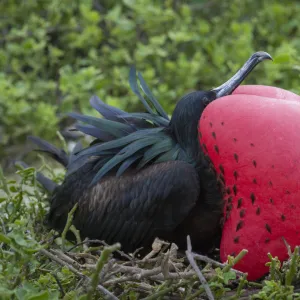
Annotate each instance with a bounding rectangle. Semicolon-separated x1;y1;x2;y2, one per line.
1;0;300;165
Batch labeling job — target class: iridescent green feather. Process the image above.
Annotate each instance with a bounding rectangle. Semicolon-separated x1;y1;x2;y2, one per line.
29;67;191;187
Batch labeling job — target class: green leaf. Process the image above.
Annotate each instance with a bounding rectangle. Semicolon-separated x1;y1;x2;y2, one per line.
223;270;236;284
0;233;11;245
274;53;292;64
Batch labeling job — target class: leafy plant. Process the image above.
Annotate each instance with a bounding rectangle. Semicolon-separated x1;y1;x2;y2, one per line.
1;0;300;169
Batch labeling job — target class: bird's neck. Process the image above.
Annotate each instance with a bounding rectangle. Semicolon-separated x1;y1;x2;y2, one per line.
168;92;205;163
168;91;224;211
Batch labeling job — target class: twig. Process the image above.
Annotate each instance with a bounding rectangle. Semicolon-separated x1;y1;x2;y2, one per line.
103;266;163;286
70;225;82;249
67;252;98;261
39;248;118;300
68;238;132;261
103;263;197;286
222;249;248;273
61;203;78;251
100;258;116;281
130;246;144;259
186;236;214;300
122;257;160;266
192;253;245;276
40;232;60;246
149;270;196;281
52;273;65;298
50;249;83;270
234;274;248;298
86;243;121;300
143;238;170;260
161;251;170;279
68;240;94;252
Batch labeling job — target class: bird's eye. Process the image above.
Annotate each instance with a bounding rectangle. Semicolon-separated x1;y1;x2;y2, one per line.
203;97;210;106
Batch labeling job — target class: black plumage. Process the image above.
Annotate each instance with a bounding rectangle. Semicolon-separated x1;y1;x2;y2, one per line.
24;52;272;254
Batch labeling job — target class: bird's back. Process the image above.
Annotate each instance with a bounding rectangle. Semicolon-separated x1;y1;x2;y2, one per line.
48;159;203;253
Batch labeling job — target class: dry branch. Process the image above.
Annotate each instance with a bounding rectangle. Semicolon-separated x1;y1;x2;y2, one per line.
37;234;250;299
186;235;214;300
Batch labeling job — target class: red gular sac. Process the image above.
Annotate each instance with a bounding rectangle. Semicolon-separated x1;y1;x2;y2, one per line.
198;85;300;280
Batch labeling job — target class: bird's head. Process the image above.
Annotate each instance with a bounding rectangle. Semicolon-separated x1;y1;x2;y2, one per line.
169;51;272;154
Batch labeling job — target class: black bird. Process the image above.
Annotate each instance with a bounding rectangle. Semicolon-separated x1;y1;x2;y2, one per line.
24;52;271;254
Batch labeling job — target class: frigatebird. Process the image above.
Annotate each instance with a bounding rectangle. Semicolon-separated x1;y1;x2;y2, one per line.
25;51;272;254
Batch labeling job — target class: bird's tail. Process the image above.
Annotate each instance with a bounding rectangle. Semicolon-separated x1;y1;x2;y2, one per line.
18;136;83;193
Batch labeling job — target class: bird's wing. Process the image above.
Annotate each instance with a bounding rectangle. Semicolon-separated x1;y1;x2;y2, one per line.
47;160;200;252
28;67;192;187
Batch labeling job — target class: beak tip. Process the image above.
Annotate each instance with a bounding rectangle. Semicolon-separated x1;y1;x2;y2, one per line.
254;51;273;62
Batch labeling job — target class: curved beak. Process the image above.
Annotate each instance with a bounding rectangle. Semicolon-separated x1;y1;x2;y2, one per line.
212;51;273;98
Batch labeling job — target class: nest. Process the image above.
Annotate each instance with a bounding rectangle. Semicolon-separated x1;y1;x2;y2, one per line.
39;232;252;299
